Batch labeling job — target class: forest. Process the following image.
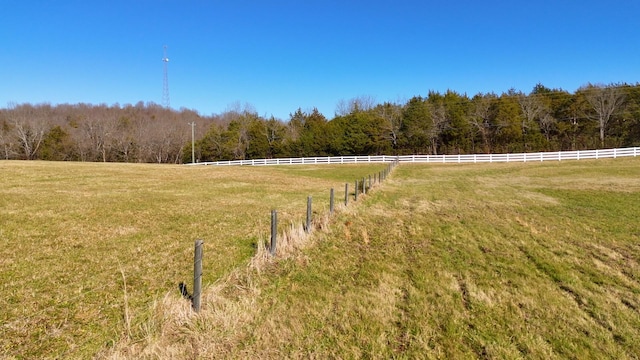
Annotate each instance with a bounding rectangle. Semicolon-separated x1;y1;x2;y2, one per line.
1;82;639;163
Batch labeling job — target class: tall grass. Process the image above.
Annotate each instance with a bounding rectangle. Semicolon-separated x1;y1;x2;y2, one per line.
0;161;383;358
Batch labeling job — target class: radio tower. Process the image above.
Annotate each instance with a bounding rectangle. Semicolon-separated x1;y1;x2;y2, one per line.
162;45;170;108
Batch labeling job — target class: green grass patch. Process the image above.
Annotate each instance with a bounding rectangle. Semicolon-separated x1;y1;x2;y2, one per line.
217;158;640;359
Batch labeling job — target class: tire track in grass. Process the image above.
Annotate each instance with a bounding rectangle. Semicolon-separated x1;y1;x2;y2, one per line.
454;273;491;359
390;192;491;358
393;242;412;355
516;241;633;357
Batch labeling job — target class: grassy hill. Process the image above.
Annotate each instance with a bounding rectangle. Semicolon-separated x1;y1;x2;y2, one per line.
2;158;640;359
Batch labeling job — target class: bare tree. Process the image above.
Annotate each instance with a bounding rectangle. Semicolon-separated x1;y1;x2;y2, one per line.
376;102;403;150
229;114;252;160
111;114;139;162
138;109;188;163
0;117;17;159
538;113;557;142
8;103;49;159
518;92;546;151
428;102;448;155
582;84;626;148
470;94;496;153
80;106;117;162
335;95;377;116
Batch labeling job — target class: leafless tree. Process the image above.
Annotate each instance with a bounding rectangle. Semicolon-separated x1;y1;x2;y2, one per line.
8;103;49;159
377;102;403;150
0;117;17;159
230;115;252;160
111;114;139;162
80;106;117;162
538;113;557;142
335;95;377;116
264;117;285;156
470;94;496;153
137;109;188;163
582;84;626;148
518;92;547;150
428;102;448;155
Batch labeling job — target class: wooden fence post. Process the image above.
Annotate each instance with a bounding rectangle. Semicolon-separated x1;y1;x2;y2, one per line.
306;196;312;233
192;239;203;312
362;177;366;195
270;210;277;256
330;188;334;214
345;183;349;206
355;180;359;201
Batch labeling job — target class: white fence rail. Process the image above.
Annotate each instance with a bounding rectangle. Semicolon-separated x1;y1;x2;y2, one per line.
187;147;639;166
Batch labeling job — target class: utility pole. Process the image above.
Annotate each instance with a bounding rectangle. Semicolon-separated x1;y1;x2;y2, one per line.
189;122;196;163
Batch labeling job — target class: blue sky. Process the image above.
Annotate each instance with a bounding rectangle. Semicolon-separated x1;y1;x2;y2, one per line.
2;0;639;120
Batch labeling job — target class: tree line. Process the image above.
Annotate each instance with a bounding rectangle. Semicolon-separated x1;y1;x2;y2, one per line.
1;83;639;163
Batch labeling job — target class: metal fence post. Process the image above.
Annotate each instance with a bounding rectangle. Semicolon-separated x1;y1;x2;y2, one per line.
193;239;203;312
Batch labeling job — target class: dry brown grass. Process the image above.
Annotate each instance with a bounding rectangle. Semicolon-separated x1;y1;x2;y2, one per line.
12;157;637;358
100;181;378;359
0;160;386;358
100;157;640;359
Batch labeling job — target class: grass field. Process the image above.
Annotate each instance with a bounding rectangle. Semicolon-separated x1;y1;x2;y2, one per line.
102;157;640;359
2;158;640;359
0;161;384;359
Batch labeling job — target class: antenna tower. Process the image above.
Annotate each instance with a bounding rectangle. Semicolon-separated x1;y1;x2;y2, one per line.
162;45;170;108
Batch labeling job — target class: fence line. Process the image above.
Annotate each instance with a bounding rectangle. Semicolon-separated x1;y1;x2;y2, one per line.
267;158;399;258
187;147;639;166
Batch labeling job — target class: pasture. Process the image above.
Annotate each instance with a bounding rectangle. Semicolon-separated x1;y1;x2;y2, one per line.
0;161;383;358
106;157;640;359
2;158;640;359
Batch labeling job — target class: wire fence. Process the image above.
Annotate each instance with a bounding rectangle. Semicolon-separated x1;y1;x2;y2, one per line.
187;147;639;166
264;159;398;256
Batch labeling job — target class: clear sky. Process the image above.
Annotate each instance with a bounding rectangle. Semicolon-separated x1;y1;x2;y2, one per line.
2;0;639;120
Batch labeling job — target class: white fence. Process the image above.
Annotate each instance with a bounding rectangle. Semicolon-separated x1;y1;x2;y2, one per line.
187;147;640;166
